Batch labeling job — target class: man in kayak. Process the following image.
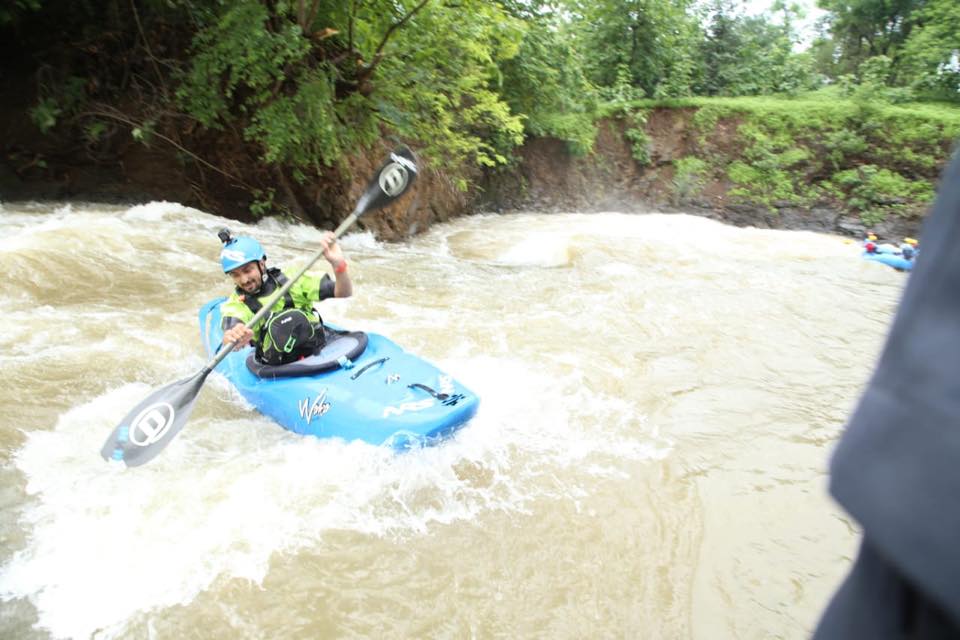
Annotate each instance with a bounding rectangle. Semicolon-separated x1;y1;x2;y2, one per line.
217;228;352;364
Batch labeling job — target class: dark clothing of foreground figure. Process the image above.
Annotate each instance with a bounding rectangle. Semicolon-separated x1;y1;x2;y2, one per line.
815;150;960;638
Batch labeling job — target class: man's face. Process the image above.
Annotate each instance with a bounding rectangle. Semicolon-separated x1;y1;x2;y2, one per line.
229;261;264;294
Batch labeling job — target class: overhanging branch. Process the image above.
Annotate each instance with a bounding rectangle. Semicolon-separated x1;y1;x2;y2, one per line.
79;105;257;191
363;0;431;77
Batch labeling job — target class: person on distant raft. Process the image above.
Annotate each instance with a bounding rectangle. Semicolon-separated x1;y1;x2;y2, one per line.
217;228;352;365
900;236;919;260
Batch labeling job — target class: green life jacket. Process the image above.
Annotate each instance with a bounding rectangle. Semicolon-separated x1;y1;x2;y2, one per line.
222;267;324;350
246;269;323;357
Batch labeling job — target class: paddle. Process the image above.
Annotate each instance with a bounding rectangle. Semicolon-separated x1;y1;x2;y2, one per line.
100;148;418;467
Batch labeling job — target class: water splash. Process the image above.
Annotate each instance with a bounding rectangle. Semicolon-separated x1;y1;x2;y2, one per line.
0;351;664;638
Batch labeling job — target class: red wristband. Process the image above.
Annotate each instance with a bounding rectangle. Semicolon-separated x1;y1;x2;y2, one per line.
335;260;348;274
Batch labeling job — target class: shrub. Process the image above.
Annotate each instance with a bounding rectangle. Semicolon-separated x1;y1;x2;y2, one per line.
672;156;709;205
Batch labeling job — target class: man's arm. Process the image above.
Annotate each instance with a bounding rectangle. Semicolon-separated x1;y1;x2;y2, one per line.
319;231;352;298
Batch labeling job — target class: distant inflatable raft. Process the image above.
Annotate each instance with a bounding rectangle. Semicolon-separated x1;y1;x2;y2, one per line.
861;237;918;271
199;297;479;449
862;251;916;271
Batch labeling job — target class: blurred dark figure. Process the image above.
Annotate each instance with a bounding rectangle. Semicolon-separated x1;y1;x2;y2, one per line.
815;150;960;638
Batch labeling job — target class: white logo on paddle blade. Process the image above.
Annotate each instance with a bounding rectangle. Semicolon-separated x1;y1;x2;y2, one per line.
129;402;175;446
390;152;417;172
378;162;409;197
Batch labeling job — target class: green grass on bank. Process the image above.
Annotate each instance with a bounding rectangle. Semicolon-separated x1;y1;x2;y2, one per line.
601;91;960;225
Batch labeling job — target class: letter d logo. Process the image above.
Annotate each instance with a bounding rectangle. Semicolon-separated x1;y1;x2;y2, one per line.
129;402;176;446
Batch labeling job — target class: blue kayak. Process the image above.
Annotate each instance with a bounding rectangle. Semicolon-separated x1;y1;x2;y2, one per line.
862;251;915;271
199;297;479;448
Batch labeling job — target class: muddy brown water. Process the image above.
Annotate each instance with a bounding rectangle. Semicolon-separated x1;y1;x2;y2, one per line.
0;202;905;639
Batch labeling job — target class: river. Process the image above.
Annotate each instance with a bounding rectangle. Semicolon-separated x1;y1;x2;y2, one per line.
0;201;906;639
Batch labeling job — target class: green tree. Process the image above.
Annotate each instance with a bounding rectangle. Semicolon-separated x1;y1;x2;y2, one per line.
371;0;526;169
0;0;41;26
498;4;600;154
899;0;960;100
699;0;742;95
176;0;527;176
816;0;921;75
567;0;701;98
696;1;816;96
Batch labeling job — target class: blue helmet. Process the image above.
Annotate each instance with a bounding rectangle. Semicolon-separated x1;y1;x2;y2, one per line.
219;235;266;273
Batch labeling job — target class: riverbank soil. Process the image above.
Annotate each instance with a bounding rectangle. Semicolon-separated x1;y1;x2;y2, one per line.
478;110;926;241
1;53;926;242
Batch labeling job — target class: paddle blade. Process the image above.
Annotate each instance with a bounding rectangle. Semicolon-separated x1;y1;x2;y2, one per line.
100;369;210;467
353;148;418;217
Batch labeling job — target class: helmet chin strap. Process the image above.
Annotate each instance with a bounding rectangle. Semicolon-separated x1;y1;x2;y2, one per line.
252;260;268;294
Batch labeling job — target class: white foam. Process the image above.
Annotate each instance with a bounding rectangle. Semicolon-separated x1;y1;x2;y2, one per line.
8;206;890;638
0;346;666;639
121;201;206;222
495;234;572;267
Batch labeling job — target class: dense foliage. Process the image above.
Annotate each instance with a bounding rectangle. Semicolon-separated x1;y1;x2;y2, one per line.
814;0;960;101
2;0;958;223
636;93;960;221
